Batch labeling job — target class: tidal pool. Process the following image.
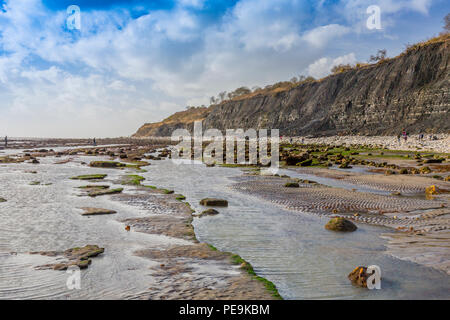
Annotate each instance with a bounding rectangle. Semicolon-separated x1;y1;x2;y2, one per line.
143;159;450;299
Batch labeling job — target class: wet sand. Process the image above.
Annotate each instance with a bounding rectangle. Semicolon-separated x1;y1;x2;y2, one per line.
1;138;449;299
231;167;450;275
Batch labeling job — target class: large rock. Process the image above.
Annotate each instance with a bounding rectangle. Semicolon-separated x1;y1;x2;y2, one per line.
325;217;357;232
199;208;220;217
0;197;6;202
199;198;228;207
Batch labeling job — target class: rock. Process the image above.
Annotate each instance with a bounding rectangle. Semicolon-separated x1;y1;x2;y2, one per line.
80;207;117;216
325;217;357;232
284;182;300;188
297;159;313;167
425;185;439;195
34;245;104;271
338;162;352;169
285;154;308;165
420;166;431;174
89;161;125;168
71;174;107;180
391;191;402;196
0;197;6;202
423;158;444;164
88;188;123;197
199;198;228;207
199;209;219;217
64;245;104;260
348;266;369;288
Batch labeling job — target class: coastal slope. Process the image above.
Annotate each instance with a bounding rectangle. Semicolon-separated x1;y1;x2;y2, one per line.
133;35;450;137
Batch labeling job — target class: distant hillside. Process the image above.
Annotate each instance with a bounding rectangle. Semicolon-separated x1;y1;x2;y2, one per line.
133;34;450;137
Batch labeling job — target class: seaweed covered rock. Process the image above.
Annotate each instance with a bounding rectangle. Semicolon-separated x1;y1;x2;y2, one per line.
284;182;300;188
325;217;357;232
199;208;220;217
89;161;125;168
199;198;228;207
0;197;6;202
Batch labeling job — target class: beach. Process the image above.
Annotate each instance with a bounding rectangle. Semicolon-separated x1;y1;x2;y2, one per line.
0;137;449;299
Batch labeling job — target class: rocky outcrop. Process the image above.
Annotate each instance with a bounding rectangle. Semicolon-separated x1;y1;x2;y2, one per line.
133;107;210;137
134;36;449;137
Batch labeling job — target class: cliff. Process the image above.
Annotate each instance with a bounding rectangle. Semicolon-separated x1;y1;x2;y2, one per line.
133;35;450;137
133;107;209;137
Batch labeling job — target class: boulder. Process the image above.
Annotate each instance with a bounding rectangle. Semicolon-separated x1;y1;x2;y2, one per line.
325;217;357;232
199;198;228;207
199;209;219;217
0;197;6;202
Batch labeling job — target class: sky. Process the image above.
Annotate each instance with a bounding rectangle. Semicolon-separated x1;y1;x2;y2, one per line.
0;0;448;138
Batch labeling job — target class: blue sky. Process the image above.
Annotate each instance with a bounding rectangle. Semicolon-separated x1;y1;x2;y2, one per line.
0;0;448;137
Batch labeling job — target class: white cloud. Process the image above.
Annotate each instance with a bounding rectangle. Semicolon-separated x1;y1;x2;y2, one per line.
0;0;441;137
302;24;351;48
307;53;357;79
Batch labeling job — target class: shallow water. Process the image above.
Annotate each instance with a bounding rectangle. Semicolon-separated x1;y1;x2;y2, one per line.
0;154;449;299
0;155;186;299
143;160;450;299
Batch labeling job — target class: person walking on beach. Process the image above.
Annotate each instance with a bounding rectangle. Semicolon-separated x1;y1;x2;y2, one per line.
93;138;97;146
4;136;7;148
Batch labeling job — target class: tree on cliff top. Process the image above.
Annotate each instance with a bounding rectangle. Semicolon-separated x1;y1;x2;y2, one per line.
444;13;450;33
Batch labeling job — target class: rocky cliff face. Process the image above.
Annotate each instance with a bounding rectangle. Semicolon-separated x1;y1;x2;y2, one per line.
134;37;449;137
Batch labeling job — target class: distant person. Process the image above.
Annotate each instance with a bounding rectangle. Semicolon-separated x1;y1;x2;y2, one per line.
93;138;97;146
397;134;401;144
4;136;7;147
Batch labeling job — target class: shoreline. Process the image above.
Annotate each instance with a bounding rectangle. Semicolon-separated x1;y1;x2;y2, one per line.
1;139;448;298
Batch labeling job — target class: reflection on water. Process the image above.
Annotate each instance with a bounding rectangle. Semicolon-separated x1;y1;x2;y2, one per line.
144;160;450;300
